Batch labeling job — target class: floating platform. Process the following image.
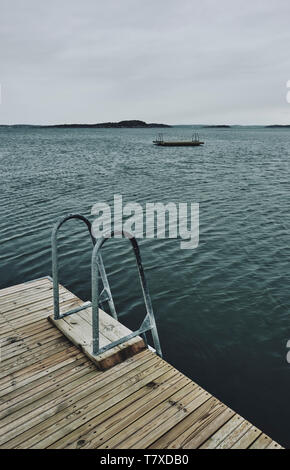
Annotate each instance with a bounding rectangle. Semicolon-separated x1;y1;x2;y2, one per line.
0;277;283;449
153;141;204;147
153;132;204;147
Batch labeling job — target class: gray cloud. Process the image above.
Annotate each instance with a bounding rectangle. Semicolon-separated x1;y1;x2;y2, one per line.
0;0;290;124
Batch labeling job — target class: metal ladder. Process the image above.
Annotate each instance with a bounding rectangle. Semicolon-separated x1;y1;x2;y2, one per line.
51;214;162;358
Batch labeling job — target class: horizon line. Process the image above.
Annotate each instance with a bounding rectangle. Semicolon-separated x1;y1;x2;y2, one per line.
0;122;289;127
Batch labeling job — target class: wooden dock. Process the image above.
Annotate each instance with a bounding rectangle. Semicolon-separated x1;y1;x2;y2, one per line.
0;277;283;449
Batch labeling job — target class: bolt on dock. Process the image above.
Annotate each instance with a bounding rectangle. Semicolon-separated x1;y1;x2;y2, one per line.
0;277;283;449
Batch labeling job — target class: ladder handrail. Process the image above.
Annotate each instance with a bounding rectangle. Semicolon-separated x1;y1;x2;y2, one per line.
51;214;162;359
51;213;117;320
92;231;162;357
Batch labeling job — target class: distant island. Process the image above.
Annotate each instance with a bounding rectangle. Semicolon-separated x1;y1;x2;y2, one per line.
203;125;231;128
265;125;290;128
39;120;171;129
0;120;171;129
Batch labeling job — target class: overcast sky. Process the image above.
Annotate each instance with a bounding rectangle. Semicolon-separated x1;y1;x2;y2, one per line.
1;0;290;125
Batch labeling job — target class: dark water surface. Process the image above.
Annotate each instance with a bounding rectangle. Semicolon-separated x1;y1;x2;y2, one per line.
0;126;290;446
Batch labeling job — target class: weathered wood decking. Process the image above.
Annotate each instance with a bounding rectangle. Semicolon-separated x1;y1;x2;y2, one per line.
48;300;146;371
0;277;283;449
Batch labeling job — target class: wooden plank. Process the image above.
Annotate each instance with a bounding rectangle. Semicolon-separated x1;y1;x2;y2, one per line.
1;328;63;361
200;414;243;449
0;283;53;310
0;369;97;427
0;323;19;336
34;364;176;449
54;368;183;449
215;419;252;449
4;292;76;323
79;308;144;356
267;441;283;449
1;341;30;361
0;278;48;299
1;350;151;421
0;343;83;390
98;382;202;449
2;282;76;322
0;315;10;326
0;287;55;315
0;347;81;396
48;305;146;370
231;426;262;449
52;370;185;449
166;405;235;449
0;334;22;348
0;358;94;415
249;433;274;449
2;355;166;448
3;353;152;451
1;351;152;429
2;324;62;350
125;390;211;449
0;350;147;410
11;319;55;339
0;344;69;382
0;337;73;380
50;312;110;350
182;407;235;449
149;397;226;449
